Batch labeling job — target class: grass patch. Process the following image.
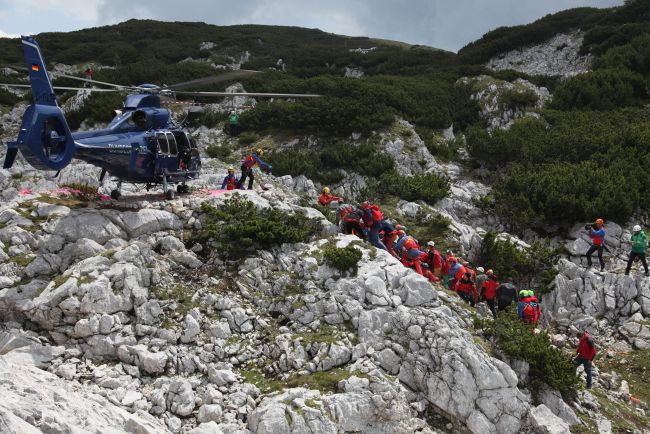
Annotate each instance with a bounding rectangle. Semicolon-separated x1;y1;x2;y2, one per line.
11;253;35;267
597;349;650;407
238;367;368;394
150;284;199;317
590;388;650;433
295;324;347;345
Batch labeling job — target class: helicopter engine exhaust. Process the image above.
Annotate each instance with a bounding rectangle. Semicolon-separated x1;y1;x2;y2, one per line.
4;36;76;170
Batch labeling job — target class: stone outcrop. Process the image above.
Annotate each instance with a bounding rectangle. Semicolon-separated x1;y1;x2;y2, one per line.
486;31;592;77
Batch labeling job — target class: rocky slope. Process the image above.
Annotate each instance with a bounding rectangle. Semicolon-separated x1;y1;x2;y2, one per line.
485;31;592;77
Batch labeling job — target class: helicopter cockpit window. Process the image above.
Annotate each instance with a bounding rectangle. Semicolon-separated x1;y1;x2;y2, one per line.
157;133;169;154
166;133;178;155
131;110;147;129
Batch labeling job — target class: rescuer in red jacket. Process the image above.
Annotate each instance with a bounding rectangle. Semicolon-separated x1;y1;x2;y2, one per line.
574;331;597;388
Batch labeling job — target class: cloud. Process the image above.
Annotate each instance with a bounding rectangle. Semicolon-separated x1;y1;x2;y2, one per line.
0;29;20;39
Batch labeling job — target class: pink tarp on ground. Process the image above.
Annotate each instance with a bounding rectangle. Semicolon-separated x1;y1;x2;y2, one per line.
200;188;229;197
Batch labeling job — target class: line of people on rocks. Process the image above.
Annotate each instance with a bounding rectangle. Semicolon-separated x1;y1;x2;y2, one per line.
584;218;649;277
322;192;542;323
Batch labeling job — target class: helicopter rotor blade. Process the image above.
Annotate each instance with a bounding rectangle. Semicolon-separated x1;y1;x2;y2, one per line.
0;83;122;92
52;73;135;90
173;90;321;98
166;70;262;91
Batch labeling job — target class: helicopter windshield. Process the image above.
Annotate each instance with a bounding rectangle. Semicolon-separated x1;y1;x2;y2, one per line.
166;133;178;155
157;133;169;154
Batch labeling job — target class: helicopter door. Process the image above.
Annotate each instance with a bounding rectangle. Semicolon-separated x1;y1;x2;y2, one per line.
155;132;178;176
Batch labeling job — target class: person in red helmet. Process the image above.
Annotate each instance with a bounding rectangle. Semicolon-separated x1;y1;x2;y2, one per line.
585;218;606;272
574;331;597;388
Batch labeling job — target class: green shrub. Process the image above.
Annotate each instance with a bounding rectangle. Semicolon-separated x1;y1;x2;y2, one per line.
551;68;648;110
501;88;539;110
237;132;260;146
476;312;580;400
475;232;561;293
323;244;363;275
206;144;232;160
377;171;450;206
197;194;321;257
265;140;394;185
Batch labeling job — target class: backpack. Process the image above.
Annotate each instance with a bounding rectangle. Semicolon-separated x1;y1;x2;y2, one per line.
370;205;383;222
522;302;538;324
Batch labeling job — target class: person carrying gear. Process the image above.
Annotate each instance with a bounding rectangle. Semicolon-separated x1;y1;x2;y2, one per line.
319;187;344;207
463;261;476;281
517;290;540;325
574;331;597;389
455;272;477;306
423;241;443;277
237;148;272;190
585;218;606;272
496;277;518;313
445;256;461;290
442;250;454;287
625;224;649;277
221;167;238;190
228;111;240;136
360;201;387;250
475;267;488;294
338;205;365;237
481;270;499;318
379;220;399;256
397;235;423;274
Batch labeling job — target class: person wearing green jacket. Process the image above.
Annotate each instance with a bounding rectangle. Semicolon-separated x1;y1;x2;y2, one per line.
228;111;239;136
625;225;649;276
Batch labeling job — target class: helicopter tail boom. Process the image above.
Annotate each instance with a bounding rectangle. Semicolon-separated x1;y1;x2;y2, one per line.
5;36;76;170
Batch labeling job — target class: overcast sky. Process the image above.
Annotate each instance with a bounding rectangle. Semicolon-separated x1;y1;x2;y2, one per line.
0;0;624;52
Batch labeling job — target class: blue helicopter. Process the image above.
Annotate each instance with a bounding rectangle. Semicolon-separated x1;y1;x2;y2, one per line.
1;36;319;200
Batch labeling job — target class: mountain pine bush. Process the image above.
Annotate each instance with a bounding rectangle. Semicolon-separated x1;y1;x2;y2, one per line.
198;194;320;257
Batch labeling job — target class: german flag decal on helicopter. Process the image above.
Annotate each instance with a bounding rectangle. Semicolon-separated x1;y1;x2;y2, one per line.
31;63;40;71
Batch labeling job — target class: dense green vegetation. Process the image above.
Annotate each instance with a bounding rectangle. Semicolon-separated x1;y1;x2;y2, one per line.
476;312;580;400
323;244;363;275
475;232;561;293
197;194;321;257
467;108;650;227
266;140;394;185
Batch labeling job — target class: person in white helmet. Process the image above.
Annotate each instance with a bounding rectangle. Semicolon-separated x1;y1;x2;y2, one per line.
625;224;649;276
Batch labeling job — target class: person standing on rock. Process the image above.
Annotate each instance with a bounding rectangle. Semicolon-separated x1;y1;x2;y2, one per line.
625;225;649;277
228;111;240;136
585;218;606;272
495;277;518;314
237;148;272;190
221;167;238;190
481;270;499;318
574;331;597;389
360;201;387;250
475;267;488;291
